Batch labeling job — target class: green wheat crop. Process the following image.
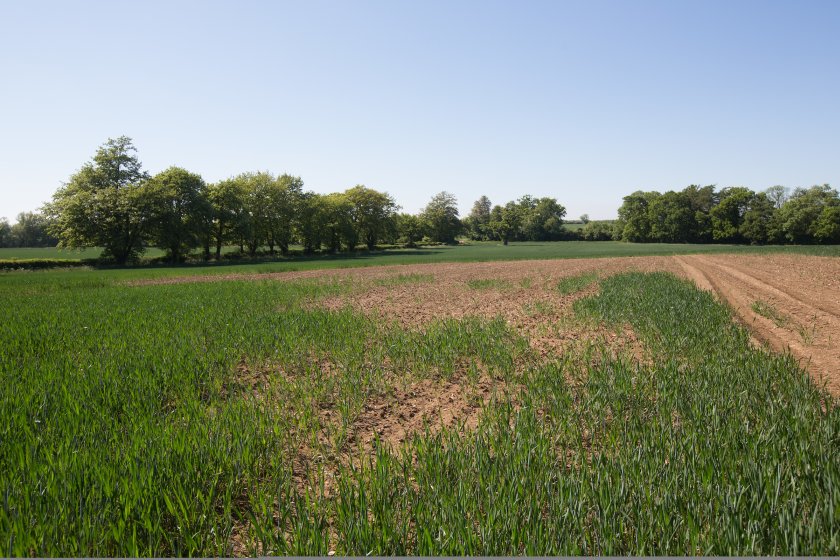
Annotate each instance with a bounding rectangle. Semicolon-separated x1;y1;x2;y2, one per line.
0;267;837;555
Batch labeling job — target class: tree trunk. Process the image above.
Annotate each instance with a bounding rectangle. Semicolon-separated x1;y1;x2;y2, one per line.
113;247;128;266
215;222;224;260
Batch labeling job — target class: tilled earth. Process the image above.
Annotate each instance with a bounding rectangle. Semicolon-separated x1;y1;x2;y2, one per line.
675;254;840;395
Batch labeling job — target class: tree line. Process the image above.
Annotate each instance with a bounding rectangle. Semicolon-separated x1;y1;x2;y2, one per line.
604;184;840;244
461;195;569;244
0;212;58;248
43;137;405;264
34;137;574;263
8;137;839;261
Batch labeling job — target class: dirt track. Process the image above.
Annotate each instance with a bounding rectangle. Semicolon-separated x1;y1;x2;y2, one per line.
675;254;840;396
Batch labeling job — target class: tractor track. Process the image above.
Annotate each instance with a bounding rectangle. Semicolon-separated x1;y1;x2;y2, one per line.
675;255;840;396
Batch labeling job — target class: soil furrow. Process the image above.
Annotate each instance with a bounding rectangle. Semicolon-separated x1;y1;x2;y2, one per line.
674;256;715;294
680;255;840;396
701;256;840;317
690;255;840;326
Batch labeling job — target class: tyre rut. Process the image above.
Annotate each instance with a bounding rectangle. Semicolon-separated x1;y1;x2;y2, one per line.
676;255;840;396
706;257;840;317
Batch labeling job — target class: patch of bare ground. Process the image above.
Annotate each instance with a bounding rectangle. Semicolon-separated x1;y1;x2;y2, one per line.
315;257;675;359
225;361;511;554
346;373;506;457
220;358;271;401
229;520;259;557
675;254;840;396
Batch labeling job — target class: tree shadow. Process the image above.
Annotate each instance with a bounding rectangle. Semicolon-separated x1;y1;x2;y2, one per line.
99;248;450;270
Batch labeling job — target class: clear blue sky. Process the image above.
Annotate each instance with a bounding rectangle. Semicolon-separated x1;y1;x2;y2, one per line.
2;0;839;222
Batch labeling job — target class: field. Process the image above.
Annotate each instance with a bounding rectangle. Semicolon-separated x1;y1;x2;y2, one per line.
1;245;839;555
3;241;838;277
0;247;113;260
3;240;840;265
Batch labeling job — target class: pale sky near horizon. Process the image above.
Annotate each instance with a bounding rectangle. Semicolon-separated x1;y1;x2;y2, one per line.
1;0;839;222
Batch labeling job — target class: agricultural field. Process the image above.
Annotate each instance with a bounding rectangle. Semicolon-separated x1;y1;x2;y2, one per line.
3;240;840;265
0;247;113;260
4;240;837;276
1;248;839;555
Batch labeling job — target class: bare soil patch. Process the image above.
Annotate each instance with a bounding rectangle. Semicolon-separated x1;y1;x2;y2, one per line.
347;373;504;455
675;254;840;396
316;257;675;360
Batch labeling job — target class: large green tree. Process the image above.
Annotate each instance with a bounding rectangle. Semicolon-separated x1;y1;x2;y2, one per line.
519;196;566;241
813;206;840;243
270;174;304;255
148;167;211;263
0;218;12;248
296;192;325;254
235;172;275;256
420;191;461;243
345;185;399;250
710;187;755;242
488;202;522;245
776;184;840;243
46;136;154;264
322;193;356;252
648;191;694;243
464;195;492;240
739;192;777;244
207;179;246;259
680;184;716;242
617;191;657;242
395;213;424;246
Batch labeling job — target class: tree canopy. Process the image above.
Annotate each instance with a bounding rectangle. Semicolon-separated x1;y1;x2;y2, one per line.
463;195;568;244
46;136;154;264
613;184;840;245
420;191;461;243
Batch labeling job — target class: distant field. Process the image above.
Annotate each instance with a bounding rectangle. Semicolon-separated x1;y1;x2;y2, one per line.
0;246;112;260
118;241;840;281
2;241;839;280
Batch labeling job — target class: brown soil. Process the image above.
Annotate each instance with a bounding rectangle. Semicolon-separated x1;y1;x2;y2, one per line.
674;254;840;395
347;374;504;454
314;257;674;361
